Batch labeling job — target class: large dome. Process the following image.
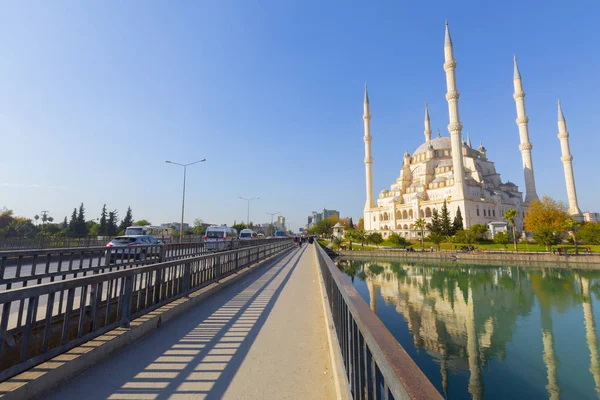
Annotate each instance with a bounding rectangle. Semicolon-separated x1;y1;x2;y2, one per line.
412;137;452;156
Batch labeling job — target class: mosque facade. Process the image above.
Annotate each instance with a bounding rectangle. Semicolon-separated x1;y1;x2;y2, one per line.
363;22;583;237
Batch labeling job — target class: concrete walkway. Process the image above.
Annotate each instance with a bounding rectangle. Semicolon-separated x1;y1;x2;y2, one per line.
46;245;336;400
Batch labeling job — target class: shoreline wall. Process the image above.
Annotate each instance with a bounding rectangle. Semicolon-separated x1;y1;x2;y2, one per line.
337;250;600;269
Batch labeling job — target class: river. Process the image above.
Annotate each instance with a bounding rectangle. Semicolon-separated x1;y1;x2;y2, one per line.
336;258;600;399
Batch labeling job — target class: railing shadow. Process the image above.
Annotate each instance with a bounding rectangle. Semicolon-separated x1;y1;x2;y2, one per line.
48;245;307;400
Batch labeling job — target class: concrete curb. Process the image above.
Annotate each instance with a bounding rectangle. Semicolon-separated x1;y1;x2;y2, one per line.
313;244;351;400
0;247;294;400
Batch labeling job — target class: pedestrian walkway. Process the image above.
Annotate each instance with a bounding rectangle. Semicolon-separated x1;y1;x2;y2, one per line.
46;244;336;400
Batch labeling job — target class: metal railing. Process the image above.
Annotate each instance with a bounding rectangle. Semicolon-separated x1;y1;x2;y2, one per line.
315;243;442;400
0;239;293;382
0;239;286;291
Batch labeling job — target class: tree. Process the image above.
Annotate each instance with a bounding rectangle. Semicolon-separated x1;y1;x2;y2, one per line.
68;208;77;236
107;210;119;236
427;233;444;251
524;197;567;233
232;223;248;233
440;200;452;236
355;229;367;249
34;214;40;226
349;218;355;230
357;218;364;231
533;227;561;251
133;220;151;226
453;207;464;234
580;223;600;245
388;233;408;248
75;203;87;237
564;219;582;254
193;218;207;235
414;218;426;250
367;232;383;246
429;209;441;235
494;231;510;249
469;224;488;243
99;204;108;236
62;216;68;230
119;207;134;233
454;229;476;245
503;209;520;251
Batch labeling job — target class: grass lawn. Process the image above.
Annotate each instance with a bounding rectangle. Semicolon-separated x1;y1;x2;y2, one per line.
339;236;600;253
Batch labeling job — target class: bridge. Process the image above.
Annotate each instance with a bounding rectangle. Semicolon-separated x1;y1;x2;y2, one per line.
0;240;441;400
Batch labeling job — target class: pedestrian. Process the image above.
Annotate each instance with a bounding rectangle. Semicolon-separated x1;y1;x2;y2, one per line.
430;245;434;252
552;247;556;255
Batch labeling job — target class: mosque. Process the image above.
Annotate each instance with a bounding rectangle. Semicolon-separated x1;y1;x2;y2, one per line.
363;21;583;237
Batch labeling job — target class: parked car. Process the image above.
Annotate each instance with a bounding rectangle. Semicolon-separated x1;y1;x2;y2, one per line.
257;233;265;239
105;235;162;263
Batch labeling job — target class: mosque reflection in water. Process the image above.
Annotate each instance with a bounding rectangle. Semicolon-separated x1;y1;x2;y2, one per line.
336;258;600;400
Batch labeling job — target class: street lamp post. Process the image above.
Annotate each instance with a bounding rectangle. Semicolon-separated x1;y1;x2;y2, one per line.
266;211;280;236
166;159;206;243
239;197;259;226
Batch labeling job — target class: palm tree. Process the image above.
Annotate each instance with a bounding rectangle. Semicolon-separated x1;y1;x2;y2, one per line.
564;219;582;254
355;229;367;249
503;209;519;251
414;218;426;250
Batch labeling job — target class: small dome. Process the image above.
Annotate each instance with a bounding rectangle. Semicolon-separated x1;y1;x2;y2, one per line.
413;137;452;156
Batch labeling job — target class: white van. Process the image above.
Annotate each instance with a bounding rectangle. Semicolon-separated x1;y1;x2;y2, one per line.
204;226;239;251
239;229;258;240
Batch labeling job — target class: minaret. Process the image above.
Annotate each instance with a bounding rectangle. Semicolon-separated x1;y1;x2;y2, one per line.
443;21;466;199
364;84;375;210
557;100;583;220
513;56;539;204
424;103;432;142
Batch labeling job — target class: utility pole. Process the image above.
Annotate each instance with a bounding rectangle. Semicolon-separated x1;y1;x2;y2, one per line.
239;197;259;226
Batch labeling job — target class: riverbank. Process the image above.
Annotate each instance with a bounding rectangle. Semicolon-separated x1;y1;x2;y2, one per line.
337;249;600;268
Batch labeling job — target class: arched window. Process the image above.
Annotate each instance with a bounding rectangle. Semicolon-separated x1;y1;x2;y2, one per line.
383;212;389;221
425;207;432;217
402;210;408;219
396;210;401;219
380;213;384;221
409;209;414;219
419;209;424;218
409;224;414;230
403;224;408;229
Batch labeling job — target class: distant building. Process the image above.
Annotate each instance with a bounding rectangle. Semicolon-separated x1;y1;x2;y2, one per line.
275;216;286;231
307;209;340;228
583;212;600;223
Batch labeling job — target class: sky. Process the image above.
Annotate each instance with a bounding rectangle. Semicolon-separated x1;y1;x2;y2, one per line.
1;1;599;231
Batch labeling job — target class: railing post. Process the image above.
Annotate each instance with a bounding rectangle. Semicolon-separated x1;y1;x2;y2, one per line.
183;262;191;297
216;255;221;279
159;245;166;263
235;251;239;270
121;274;134;327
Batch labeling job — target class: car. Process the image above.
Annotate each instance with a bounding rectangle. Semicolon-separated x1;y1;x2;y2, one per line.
105;235;162;263
239;229;258;240
257;233;265;239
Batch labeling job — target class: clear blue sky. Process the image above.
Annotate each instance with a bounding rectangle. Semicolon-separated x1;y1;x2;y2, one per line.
1;1;598;230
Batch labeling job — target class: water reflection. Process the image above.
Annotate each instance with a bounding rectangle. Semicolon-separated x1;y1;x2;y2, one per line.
336;259;600;399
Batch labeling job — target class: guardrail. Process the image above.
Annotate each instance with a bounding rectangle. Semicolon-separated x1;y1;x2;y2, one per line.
0;239;294;382
0;239;285;291
315;243;442;400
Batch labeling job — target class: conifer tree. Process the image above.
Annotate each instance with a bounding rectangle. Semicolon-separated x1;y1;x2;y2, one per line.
76;203;87;237
440;200;452;236
349;217;354;230
99;204;108;236
107;210;119;236
119;207;133;233
452;206;464;234
62;216;68;230
68;208;77;236
429;209;441;235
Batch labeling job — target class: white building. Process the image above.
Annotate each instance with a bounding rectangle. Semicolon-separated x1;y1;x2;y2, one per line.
362;21;583;239
583;212;600;223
